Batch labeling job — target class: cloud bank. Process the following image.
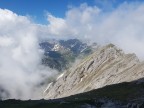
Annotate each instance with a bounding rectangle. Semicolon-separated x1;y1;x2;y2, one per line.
1;1;144;99
0;9;58;100
46;2;144;59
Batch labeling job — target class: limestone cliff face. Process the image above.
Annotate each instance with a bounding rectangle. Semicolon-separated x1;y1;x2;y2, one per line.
44;44;144;99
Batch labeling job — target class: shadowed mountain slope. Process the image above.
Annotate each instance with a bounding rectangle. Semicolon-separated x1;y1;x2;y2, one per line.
44;44;144;99
1;78;144;108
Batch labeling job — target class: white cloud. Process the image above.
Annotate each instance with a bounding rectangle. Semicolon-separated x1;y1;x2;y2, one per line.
0;9;58;100
46;2;144;59
47;14;67;35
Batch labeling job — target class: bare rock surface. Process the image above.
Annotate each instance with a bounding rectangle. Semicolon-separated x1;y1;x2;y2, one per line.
44;44;144;99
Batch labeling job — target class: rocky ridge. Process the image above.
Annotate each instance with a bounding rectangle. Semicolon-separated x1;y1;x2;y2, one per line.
44;44;144;99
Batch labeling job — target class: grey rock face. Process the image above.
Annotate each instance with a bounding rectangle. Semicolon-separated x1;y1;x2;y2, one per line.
44;44;144;99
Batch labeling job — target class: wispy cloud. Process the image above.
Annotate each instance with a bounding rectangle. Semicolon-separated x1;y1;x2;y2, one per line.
0;9;58;100
46;2;144;59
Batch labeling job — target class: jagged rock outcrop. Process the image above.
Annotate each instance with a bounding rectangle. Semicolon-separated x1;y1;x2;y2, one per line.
44;44;144;99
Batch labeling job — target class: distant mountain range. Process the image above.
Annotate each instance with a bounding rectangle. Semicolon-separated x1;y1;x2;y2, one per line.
39;39;95;71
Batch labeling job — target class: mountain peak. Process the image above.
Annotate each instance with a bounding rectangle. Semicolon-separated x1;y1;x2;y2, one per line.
44;44;141;99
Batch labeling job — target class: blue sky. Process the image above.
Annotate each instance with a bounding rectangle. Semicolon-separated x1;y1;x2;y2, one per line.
0;0;142;24
0;0;94;23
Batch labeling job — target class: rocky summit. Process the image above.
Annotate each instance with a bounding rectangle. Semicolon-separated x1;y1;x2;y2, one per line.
44;44;144;100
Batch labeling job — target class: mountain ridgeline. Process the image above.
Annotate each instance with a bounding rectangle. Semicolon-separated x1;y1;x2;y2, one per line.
43;44;144;101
